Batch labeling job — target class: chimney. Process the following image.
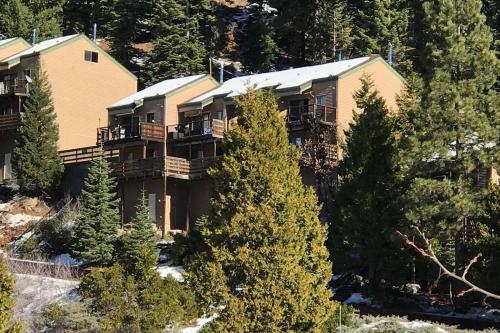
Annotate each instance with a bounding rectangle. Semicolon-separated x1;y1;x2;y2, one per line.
31;29;36;45
92;23;97;43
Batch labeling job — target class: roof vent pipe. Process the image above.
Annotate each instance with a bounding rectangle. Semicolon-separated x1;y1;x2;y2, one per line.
338;50;342;61
92;23;97;42
388;42;393;66
219;59;224;83
31;28;36;45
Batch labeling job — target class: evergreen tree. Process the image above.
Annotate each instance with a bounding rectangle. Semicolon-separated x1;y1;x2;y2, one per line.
239;2;276;72
62;0;116;36
143;0;207;85
71;150;120;266
0;0;65;40
482;0;499;48
107;0;153;75
270;0;350;66
347;0;411;74
188;90;336;332
121;191;158;278
402;0;499;274
12;68;63;196
329;76;407;285
0;260;23;333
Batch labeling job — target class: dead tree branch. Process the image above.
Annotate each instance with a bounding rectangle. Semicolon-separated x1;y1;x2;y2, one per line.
397;226;500;300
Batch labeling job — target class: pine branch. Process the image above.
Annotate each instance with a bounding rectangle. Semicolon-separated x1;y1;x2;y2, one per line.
396;226;500;300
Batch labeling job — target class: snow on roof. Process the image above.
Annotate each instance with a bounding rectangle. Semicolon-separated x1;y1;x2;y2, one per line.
110;74;206;108
0;34;79;63
0;37;18;47
188;57;371;104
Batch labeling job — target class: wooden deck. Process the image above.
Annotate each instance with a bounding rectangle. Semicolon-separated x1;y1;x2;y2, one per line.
97;122;165;145
109;156;217;180
60;146;120;165
166;119;225;142
0;113;21;130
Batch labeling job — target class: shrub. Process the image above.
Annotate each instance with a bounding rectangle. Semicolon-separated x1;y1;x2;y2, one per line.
79;264;200;332
33;301;98;332
39;215;74;255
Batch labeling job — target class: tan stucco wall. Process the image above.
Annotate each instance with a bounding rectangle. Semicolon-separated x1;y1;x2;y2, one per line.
40;38;137;150
336;59;404;139
0;40;29;62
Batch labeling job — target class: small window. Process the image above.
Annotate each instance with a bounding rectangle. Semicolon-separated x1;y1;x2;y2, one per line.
146;112;155;123
84;50;99;63
316;95;326;106
216;110;224;120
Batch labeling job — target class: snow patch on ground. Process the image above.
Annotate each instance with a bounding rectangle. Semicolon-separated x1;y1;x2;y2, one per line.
345;293;372;305
181;314;218;333
50;253;81;266
0;201;12;211
157;264;185;282
12;274;79;325
399;321;434;329
0;213;42;228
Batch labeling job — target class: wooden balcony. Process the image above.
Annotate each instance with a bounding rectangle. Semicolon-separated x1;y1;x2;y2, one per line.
0;113;21;130
97;122;165;145
111;156;165;179
287;104;336;125
109;156;216;180
60;146;120;165
166;119;224;142
166;156;216;179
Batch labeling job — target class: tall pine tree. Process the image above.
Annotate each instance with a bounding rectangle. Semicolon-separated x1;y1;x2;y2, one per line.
188;90;336;332
347;0;411;74
270;0;350;66
12;68;63;196
121;191;158;279
239;2;276;73
402;0;499;274
71;150;120;266
330;76;407;285
143;0;207;85
0;0;65;40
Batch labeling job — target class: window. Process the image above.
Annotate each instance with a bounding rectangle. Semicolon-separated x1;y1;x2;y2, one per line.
216;110;224;120
316;95;326;106
146;112;155;123
84;50;99;63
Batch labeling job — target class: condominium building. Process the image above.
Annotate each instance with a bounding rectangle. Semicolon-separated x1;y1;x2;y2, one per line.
100;56;405;234
0;34;137;183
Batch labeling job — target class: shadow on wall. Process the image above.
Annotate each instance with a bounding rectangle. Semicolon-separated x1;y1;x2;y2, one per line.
60;164;90;198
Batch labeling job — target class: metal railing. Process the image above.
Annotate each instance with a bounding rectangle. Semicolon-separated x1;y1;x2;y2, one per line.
166;119;224;141
288;104;336;124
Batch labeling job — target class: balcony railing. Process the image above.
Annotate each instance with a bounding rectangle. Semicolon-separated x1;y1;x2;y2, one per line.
111;156;165;178
287;104;336;124
60;146;120;165
165;156;216;179
166;119;224;141
0;113;21;130
97;122;165;145
110;156;217;180
0;79;29;96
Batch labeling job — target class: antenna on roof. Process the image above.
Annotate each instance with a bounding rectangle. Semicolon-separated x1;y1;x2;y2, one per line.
338;51;342;61
31;28;36;45
388;42;393;66
92;23;97;43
